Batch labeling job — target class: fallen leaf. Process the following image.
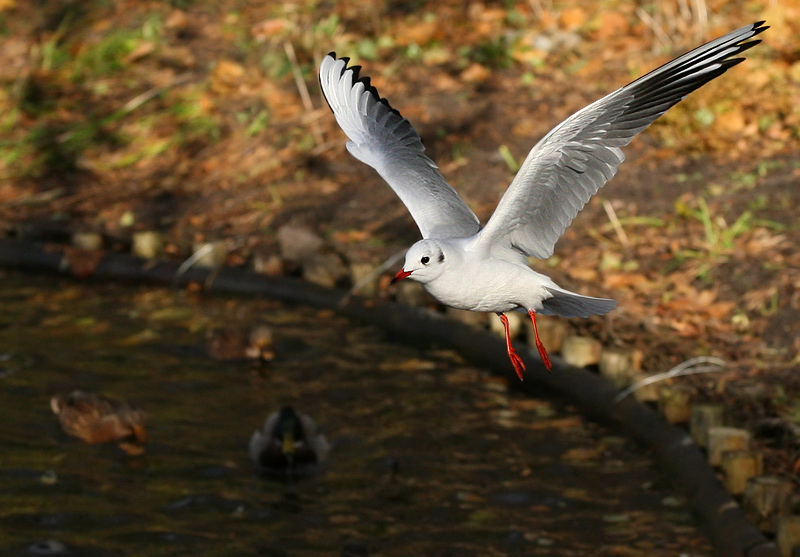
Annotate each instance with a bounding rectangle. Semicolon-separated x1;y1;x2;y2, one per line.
393;19;441;46
595;12;629;40
668;318;701;337
118;328;161;346
567;267;599;282
460;63;491;83
714;109;746;138
603;272;656;291
559;7;587;30
696;289;718;308
562;446;603;461
165;9;188;29
211;60;246;92
526;416;583;431
706;301;736;320
124;41;155;64
251;18;290;41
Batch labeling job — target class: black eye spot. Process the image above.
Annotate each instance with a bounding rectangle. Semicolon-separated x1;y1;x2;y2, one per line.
438;252;445;263
421;256;430;264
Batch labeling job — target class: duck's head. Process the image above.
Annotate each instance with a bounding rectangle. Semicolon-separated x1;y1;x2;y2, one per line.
274;406;303;458
391;239;449;285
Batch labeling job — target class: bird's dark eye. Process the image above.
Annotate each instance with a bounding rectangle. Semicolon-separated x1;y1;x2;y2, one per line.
421;256;430;264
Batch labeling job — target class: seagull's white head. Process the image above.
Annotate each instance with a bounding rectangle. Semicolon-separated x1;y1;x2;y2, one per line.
391;239;449;285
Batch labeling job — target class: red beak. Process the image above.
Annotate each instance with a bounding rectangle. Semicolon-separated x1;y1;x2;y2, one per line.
390;269;412;285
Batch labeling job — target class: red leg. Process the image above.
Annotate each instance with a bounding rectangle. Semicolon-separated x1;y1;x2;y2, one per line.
527;310;552;372
497;313;525;381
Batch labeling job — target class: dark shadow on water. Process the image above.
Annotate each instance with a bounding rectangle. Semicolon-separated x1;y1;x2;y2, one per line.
0;271;712;556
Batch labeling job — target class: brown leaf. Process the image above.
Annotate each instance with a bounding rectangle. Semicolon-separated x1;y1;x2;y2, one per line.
713;109;746;138
706;301;736;320
118;441;146;456
595;12;629;40
526;416;583;431
602;272;656;291
331;229;370;244
393;20;441;46
668;318;701;337
696;289;718;308
165;9;188;29
460;63;491;83
562;446;603;461
743;286;778;312
567;267;599;282
124;41;155;64
251;18;290;41
559;7;587;30
211;60;246;92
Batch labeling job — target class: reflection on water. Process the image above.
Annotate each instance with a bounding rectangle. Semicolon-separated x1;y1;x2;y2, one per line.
0;271;711;556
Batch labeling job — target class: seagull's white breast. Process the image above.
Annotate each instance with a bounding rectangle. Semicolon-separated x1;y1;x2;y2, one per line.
422;252;553;314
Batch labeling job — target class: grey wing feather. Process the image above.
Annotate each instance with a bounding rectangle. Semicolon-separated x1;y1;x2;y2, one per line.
476;21;767;259
539;287;617;318
319;54;481;239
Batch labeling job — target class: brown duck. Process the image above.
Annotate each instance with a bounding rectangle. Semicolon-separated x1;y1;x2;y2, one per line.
50;390;147;450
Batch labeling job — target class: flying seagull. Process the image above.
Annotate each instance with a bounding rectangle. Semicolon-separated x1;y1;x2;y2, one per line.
319;22;767;380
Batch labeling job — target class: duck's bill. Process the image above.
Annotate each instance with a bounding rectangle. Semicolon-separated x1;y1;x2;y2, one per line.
390;269;412;284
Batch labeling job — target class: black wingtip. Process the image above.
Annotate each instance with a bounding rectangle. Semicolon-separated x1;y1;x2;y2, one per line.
738;39;763;51
319;53;361;115
750;21;769;37
326;52;352;67
319;51;406;122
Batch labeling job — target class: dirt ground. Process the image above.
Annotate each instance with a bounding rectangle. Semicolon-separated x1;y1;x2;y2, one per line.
0;0;799;491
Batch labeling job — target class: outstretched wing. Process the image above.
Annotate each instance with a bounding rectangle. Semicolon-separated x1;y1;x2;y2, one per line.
319;54;481;239
475;21;767;259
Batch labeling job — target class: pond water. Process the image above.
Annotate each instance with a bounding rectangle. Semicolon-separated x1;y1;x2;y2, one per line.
0;270;711;556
